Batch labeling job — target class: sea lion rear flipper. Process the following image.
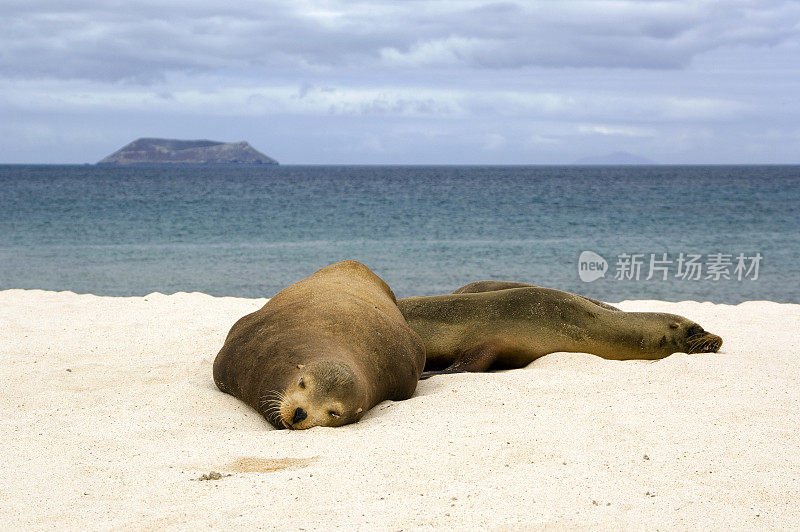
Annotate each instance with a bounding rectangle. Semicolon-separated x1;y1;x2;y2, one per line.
452;281;620;311
420;344;498;379
580;296;619;311
452;281;536;294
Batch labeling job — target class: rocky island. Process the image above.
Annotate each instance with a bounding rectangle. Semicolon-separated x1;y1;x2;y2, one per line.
97;138;278;166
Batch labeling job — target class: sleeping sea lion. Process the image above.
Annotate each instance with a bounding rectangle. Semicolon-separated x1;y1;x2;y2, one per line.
397;286;722;377
213;260;426;429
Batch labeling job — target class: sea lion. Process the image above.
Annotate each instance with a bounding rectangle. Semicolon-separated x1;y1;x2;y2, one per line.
397;286;722;376
213;260;426;429
452;280;620;311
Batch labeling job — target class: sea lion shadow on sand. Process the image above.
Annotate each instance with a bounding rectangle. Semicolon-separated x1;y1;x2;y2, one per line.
399;280;723;379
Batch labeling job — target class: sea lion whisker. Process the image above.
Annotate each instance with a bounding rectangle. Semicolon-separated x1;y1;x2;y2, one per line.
686;336;709;351
262;397;287;427
263;394;285;410
688;343;704;354
260;390;287;425
259;391;285;408
260;390;283;401
259;397;278;409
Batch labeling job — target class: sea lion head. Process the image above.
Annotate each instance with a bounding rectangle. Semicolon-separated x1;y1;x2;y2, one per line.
262;359;368;430
662;315;723;354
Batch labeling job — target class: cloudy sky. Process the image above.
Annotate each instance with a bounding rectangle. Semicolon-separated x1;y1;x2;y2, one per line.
2;0;799;164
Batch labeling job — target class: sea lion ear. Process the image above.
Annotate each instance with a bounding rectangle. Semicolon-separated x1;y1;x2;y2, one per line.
669;323;679;329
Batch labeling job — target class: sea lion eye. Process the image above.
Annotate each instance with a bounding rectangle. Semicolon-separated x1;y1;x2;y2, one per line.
328;410;340;418
298;379;306;389
669;323;679;329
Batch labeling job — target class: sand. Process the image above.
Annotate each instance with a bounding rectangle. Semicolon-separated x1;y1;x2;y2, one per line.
1;289;798;530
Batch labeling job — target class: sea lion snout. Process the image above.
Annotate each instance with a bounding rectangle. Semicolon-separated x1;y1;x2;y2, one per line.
707;334;723;352
689;333;722;354
277;360;370;429
686;328;723;354
666;320;722;354
292;407;308;424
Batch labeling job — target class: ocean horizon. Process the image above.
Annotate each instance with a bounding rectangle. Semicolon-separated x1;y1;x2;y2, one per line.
2;164;798;303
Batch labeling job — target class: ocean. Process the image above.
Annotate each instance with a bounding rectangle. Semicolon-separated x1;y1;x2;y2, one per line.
1;164;798;303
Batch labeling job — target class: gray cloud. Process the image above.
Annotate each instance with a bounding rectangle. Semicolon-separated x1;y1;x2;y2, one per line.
2;1;800;164
2;1;799;82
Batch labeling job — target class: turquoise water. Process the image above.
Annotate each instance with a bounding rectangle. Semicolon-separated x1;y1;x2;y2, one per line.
1;164;798;302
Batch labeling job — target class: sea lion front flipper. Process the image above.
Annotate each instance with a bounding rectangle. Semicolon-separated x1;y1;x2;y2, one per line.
420;344;498;379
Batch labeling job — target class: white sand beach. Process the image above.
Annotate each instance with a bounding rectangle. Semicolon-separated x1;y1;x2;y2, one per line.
1;289;798;530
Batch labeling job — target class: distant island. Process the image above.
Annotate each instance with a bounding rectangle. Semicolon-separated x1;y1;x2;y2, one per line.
97;138;278;166
573;151;656;165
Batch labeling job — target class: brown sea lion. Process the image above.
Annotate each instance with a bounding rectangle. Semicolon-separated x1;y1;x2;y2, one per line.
213;260;426;429
397;286;722;377
452;280;620;311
